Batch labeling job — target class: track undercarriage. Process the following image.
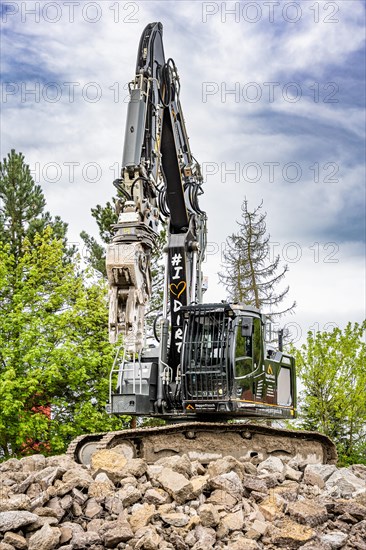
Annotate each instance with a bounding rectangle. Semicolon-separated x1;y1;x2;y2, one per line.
67;422;337;467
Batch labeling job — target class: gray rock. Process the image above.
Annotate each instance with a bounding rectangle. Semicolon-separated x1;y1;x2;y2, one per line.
242;475;268;494
116;484;142;506
84;497;103;518
33;467;64;486
287;498;328;527
257;456;285;475
104;494;124;515
210;471;244;499
0;494;31;512
71;530;102;549
156;468;193;504
46;455;76;470
144;487;170;505
45;497;65;520
156;455;192;477
193;525;216;547
326;468;366;498
135;527;162;549
28;523;61;550
122;458;147;478
207;456;244;480
161;512;190;527
304;464;337;488
0;510;38;532
320;531;348;549
59;494;73;511
62;467;93;488
3;532;27;550
104;521;134;546
71;487;88;504
334;500;366;520
197;503;220;527
0;459;20;473
26;515;59;532
20;455;46;473
284;464;303;482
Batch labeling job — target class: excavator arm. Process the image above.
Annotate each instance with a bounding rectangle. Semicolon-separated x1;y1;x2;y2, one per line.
106;22;206;362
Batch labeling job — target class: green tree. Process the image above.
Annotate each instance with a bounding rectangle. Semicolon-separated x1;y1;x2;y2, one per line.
0;228;124;459
293;322;366;465
219;199;295;319
0;150;69;259
80;201;118;276
0;151;127;458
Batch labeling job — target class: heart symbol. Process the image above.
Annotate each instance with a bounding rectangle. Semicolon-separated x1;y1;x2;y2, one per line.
169;281;187;299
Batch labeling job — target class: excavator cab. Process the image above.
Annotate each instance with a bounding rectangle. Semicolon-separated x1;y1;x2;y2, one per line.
181;303;297;419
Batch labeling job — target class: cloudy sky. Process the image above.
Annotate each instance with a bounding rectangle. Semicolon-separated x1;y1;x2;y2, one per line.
1;0;365;344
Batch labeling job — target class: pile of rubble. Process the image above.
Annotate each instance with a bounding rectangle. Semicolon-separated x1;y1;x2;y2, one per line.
0;449;365;549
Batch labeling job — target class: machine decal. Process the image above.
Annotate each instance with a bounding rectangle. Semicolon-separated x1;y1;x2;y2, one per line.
169;281;187;298
168;247;188;370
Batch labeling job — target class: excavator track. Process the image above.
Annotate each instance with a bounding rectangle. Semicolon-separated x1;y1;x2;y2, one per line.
67;422;337;466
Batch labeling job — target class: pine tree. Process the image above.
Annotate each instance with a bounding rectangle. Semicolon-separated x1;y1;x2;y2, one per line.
0;149;69;260
219;199;295;318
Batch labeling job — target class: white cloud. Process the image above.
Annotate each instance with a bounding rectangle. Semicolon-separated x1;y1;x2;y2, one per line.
1;0;365;340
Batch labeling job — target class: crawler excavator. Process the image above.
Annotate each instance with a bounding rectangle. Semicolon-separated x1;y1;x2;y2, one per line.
68;22;336;466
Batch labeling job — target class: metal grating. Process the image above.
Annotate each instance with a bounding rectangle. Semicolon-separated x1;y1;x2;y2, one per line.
182;307;232;400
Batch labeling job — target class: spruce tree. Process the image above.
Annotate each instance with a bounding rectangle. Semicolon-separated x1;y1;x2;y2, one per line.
219;199;295;318
0;149;68;260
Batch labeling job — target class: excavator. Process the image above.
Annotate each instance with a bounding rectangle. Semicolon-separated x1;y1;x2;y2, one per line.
68;22;336;466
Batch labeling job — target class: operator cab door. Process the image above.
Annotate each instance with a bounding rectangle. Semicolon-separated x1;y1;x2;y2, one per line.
234;316;265;402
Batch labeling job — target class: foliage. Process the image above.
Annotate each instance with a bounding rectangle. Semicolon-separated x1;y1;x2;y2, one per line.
0;149;70;260
219;199;295;319
80;201;118;276
292;322;366;465
0;151;129;459
0;229;124;459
